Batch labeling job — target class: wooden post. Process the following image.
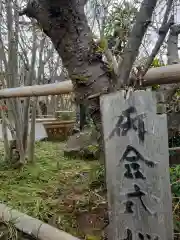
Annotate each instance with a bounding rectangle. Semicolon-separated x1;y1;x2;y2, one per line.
100;90;173;240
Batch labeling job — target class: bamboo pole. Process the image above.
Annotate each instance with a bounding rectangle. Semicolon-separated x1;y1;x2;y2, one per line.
0;203;80;240
0;81;73;98
142;63;180;86
0;63;180;98
169;147;180;151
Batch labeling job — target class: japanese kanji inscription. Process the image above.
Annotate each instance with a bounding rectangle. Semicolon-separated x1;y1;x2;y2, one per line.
100;90;173;240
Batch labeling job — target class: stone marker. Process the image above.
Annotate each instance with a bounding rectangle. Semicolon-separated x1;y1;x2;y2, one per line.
100;90;173;240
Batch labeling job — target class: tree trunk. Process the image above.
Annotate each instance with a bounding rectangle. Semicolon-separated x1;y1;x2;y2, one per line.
158;21;180;104
1;112;10;162
47;96;55;116
2;0;27;165
164;21;180;135
28;97;38;163
79;103;87;130
167;23;180;65
20;0;112;159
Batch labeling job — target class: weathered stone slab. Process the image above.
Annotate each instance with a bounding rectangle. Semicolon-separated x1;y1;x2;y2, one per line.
100;90;173;240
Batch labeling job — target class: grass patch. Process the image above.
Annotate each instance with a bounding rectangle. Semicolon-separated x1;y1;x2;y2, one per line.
170;165;180;234
0;141;179;239
0;141;106;239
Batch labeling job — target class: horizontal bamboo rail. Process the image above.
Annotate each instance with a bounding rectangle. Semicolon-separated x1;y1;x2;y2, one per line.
0;63;180;98
0;81;73;98
0;203;80;240
142;63;180;86
169;147;180;151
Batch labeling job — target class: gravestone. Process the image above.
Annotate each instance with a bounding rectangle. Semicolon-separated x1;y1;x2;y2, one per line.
100;90;173;240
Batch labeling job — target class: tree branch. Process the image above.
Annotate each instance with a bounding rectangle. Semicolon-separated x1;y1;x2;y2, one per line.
144;0;174;73
117;0;158;87
144;16;174;72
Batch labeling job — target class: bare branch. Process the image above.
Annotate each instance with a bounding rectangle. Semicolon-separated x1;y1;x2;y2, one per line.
117;0;158;87
144;16;174;72
144;0;174;73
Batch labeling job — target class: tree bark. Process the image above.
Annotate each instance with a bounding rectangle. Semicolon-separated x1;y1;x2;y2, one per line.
23;22;38;151
158;21;180;104
20;0;112;159
1;111;10;162
79;103;87;130
6;0;27;165
167;23;180;65
28;97;38;163
164;21;180;135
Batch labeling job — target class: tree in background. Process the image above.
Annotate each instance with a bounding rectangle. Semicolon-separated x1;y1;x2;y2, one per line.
0;1;61;166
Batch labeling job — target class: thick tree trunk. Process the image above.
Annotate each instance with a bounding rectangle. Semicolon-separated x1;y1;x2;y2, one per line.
20;0;112;159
